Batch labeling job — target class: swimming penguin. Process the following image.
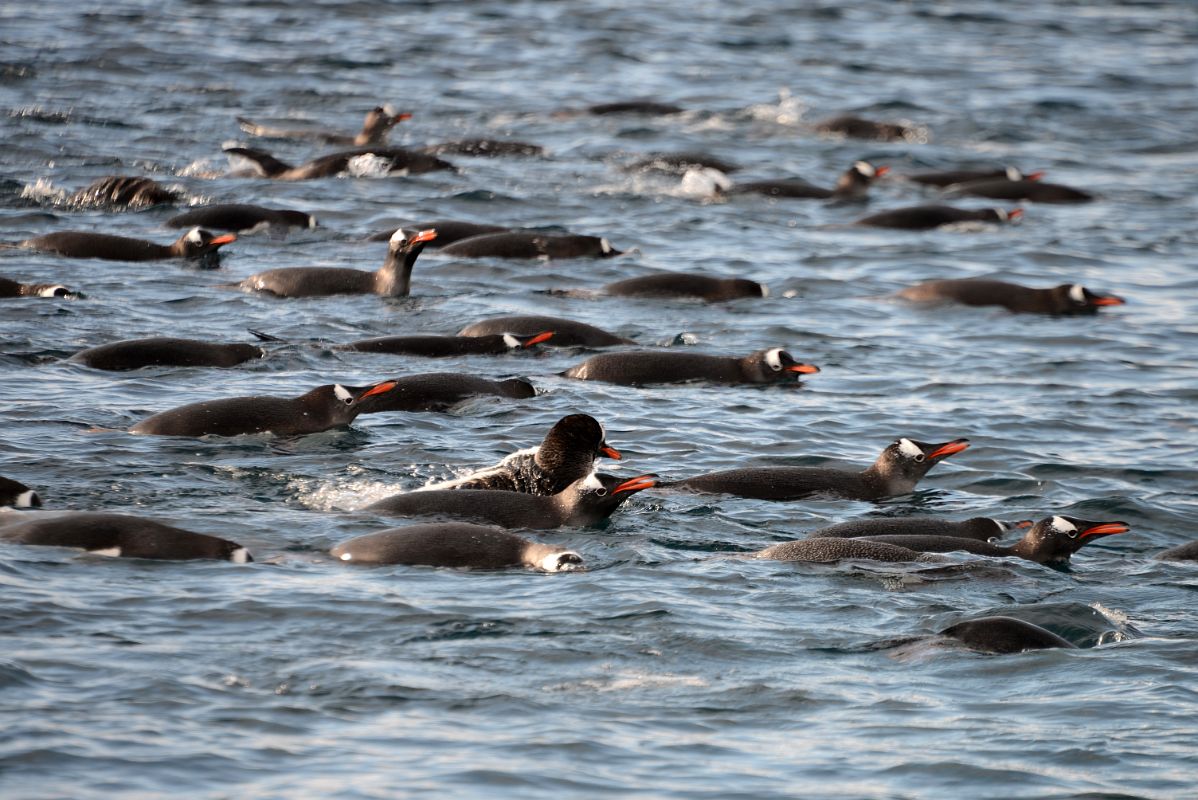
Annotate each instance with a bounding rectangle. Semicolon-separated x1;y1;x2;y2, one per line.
561;347;819;387
666;437;970;501
337;331;554;357
420;139;545;157
585;100;684;116
236;228;436;298
236;106;411;146
366;472;656;529
0;276;75;298
597;272;767;302
814;115;915;141
897;279;1125;315
0;512;251;562
723;161;888;200
947;179;1092;204
15;227;236;262
858;515;1131;566
355;373;536;413
129;380;398;437
939;616;1077;654
855;205;1021;230
366;220;510;246
0;476;41;508
68;176;183;209
905;166;1038;188
755;536;935;564
223;145;453;180
458;315;635;347
439;231;622;259
626;151;740;175
166;204;316;233
807;516;1031;541
70;335;270;371
331;523;582;571
419;413;622;494
1155;541;1198;562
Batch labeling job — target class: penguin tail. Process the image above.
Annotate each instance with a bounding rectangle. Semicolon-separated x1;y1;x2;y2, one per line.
248;329;287;343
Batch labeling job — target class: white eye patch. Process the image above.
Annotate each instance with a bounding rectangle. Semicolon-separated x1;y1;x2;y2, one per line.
853;161;876;177
580;472;604;491
230;547;252;564
186;227;204;244
897;438;923;458
1069;284;1086;303
1050;516;1077;534
1006;166;1022;181
995;208;1009;222
389;228;409;245
502;334;520;349
15;490;39;507
334;385;354;403
764;348;784;371
600;238;613;254
37;285;70;298
541;551;582;572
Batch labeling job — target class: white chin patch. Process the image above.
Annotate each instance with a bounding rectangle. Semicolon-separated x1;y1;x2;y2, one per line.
333;385;353;403
502;334;520;349
1050;516;1077;534
90;547;122;558
853;161;876;177
600;238;613;254
15;490;39;508
37;285;69;298
186;227;204;245
389;228;408;245
542;551;582;572
1068;284;1086;303
1006;166;1022;181
764;348;784;371
230;547;251;564
897;438;923;458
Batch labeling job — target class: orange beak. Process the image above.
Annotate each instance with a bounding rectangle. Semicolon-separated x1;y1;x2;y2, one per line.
927;439;970;460
1090;295;1125;306
599;444;622;460
787;363;820;375
875;166;890;177
395;112;413;122
410;229;438;244
210;233;237;246
612;474;656;494
1007;208;1024;220
358;380;398;399
1081;522;1130;538
1013;519;1035;529
524;331;555;347
1026;171;1045;181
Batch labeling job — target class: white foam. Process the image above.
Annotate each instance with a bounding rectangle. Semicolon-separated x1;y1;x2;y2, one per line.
764;348;784;371
897;438;923;458
14;490;38;507
1069;284;1086;303
347;153;397;178
230;547;251;564
90;547;122;558
185;227;204;244
679;167;732;196
333;385;353;403
1050;516;1077;534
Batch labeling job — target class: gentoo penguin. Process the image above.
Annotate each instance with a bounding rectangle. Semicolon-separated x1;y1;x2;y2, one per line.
354;374;535;413
68;176;182;209
440;231;621;259
1155;541;1198;562
331;522;582;571
420;139;545;157
897;279;1125;315
367;220;509;246
856;205;1021;230
458;315;634;347
0;512;251;562
0;476;41;508
807;516;1031;541
755;537;935;564
947;178;1093;204
338;331;553;357
598;272;767;302
906;166;1039;188
626;151;740;175
858;515;1131;566
70;336;269;371
223;145;452;180
236;106;411;146
561;347;819;387
586;100;684;116
365;473;657;529
724;161;888;200
129;380;398;437
16;227;236;262
814;115;914;141
166;204;316;233
939;616;1076;654
666;437;970;501
420;413;622;494
236;228;436;298
0;276;75;298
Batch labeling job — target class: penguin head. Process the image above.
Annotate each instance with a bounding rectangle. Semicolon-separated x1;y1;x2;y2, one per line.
363;105;412;138
745;348;820;383
502;331;555;350
566;472;656;521
877;437;970;485
389;227;438;255
1016;515;1130;564
177;227;237;258
542;414;622;466
538;550;584;573
1054;283;1125;314
34;283;76;298
849;161;889;182
317;380;399;418
992;208;1023;224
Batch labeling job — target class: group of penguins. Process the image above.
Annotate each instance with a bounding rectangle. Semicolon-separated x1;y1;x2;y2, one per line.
2;101;1190;655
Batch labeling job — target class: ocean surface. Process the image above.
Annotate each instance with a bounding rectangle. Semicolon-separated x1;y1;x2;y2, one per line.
2;1;1197;797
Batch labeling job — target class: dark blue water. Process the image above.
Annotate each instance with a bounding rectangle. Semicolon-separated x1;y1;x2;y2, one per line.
3;1;1197;797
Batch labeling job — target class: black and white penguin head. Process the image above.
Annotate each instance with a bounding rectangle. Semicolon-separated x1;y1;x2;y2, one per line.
543;414;622;465
1055;283;1125;313
538;550;584;572
850;161;889;181
0;477;41;508
877;437;970;483
503;331;555;350
178;227;237;257
746;348;820;383
992;208;1023;224
320;381;398;416
389;227;438;252
567;472;657;520
36;284;74;298
1019;515;1130;563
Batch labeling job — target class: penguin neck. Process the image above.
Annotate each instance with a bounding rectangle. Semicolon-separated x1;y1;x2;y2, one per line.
1008;536;1060;565
300;387;356;425
374;244;419;296
165;238;194;258
859;463;916;498
832;171;867;198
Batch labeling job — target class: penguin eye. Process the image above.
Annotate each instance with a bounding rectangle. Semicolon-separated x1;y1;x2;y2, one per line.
912;454;926;463
595;488;608;497
769;362;782;372
1063;528;1078;539
344;397;355;406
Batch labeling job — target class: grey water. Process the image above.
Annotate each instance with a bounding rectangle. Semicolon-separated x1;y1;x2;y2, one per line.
2;1;1197;797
